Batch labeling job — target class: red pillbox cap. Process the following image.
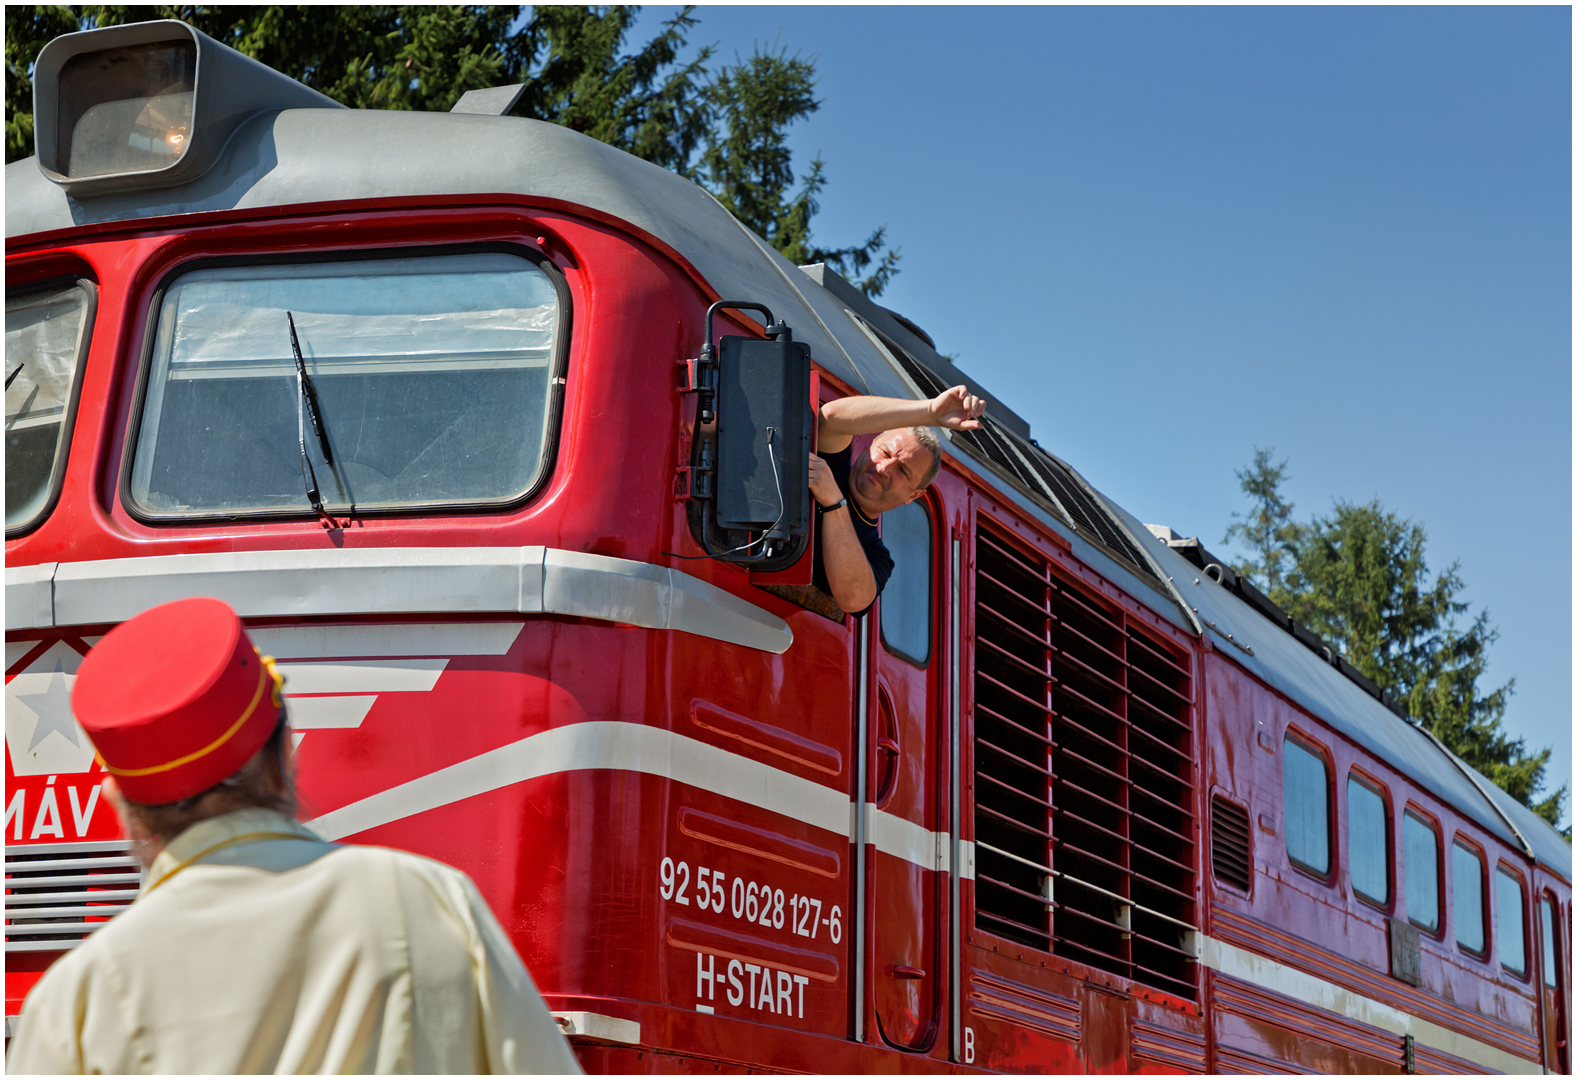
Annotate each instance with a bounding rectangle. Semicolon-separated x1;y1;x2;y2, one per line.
72;598;283;805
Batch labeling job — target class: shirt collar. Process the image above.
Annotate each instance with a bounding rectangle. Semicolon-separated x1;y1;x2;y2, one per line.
146;808;322;889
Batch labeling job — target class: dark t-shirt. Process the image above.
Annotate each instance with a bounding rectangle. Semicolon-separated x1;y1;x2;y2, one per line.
811;446;893;617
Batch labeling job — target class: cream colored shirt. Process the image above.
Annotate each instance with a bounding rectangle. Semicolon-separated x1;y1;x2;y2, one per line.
6;809;582;1074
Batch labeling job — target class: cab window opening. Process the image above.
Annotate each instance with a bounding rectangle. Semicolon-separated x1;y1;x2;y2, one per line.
1346;773;1389;906
125;248;568;520
1403;809;1442;933
5;277;96;536
1282;732;1331;877
1452;838;1488;956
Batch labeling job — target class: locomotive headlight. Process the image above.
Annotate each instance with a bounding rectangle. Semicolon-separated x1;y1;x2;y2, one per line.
32;19;341;197
59;41;196;180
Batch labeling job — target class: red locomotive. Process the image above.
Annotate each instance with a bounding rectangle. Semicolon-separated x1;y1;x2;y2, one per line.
6;21;1569;1072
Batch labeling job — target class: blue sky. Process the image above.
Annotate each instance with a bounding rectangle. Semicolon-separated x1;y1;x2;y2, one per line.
645;5;1572;827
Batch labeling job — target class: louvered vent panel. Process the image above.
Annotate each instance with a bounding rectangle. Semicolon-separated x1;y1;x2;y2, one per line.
6;841;142;952
973;525;1198;1000
973;529;1055;949
1211;798;1252;892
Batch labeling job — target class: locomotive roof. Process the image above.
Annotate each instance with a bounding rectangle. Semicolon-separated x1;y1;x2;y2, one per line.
6;101;1568;880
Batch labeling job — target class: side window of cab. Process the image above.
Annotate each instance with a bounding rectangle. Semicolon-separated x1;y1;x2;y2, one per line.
6;277;97;536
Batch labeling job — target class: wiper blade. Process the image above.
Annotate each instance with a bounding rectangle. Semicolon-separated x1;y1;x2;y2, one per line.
287;312;333;465
5;363;23;390
286;312;337;526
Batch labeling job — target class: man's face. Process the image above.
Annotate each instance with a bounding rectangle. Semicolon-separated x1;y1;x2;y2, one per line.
849;429;934;515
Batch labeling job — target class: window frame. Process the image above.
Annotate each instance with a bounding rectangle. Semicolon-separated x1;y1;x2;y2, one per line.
1450;836;1489;959
878;493;936;668
5;273;98;539
1344;768;1392;910
1402;805;1444;937
1281;728;1335;883
1495;862;1530;980
118;242;573;525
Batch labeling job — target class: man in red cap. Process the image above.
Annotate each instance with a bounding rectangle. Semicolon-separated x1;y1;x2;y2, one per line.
6;597;581;1074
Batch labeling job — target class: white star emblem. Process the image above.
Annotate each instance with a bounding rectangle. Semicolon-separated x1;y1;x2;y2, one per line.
16;664;81;751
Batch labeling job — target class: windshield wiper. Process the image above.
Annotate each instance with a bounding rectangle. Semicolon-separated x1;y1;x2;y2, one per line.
286;312;338;525
5;363;23;390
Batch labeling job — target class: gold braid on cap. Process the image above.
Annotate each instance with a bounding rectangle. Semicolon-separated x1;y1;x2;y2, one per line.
258;650;285;708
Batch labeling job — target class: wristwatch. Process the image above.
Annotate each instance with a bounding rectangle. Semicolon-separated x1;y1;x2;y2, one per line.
817;497;848;514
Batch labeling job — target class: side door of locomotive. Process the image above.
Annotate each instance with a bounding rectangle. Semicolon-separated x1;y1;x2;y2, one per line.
868;496;945;1051
1535;883;1570;1074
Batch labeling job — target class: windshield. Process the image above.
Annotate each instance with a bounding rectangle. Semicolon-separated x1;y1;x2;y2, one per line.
6;281;94;533
128;251;564;516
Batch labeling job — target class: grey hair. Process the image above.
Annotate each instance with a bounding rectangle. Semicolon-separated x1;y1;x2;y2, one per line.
910;426;944;489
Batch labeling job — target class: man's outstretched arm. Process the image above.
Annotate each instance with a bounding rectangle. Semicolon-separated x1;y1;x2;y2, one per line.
817;385;987;454
809;452;877;614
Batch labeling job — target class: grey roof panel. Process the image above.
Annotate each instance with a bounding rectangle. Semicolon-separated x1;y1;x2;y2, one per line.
6;108;914;402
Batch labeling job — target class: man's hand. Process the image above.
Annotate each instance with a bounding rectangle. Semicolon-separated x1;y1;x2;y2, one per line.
808;453;843;507
930;385;987;431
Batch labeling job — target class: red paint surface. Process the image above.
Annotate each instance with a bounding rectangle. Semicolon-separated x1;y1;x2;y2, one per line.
5;198;1568;1073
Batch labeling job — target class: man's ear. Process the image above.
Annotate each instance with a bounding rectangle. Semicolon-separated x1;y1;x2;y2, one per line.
905;490;924;505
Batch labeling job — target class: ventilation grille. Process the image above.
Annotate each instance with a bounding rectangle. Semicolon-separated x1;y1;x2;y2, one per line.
973;526;1198;1000
1211;798;1252;892
882;344;1157;582
5;841;142;952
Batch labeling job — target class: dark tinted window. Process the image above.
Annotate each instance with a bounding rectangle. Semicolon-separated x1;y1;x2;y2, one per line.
1283;735;1330;875
879;500;932;665
1347;775;1388;904
1403;811;1440;932
1452;841;1486;954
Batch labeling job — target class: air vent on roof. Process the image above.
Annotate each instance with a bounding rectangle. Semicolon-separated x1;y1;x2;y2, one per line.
882;343;1158;583
1211;798;1252;892
5;840;142;952
973;525;1198;1001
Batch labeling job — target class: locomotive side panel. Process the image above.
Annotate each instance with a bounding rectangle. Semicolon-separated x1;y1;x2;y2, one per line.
1204;650;1547;1073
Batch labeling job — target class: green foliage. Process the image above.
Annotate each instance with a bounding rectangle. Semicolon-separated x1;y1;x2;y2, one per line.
2;4;899;294
1224;448;1302;597
1226;448;1566;828
701;48;900;295
515;6;713;175
4;5;79;163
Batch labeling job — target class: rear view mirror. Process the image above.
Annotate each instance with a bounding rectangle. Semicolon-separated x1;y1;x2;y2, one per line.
681;301;812;570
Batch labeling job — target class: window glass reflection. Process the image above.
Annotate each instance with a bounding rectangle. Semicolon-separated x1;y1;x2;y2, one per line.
1403;811;1440;932
129;252;562;516
6;281;92;531
1283;736;1329;875
1497;867;1526;975
879;500;932;666
1346;776;1388;904
1452;841;1485;954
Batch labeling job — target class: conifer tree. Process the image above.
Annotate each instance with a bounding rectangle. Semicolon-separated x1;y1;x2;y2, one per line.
1226;449;1566;829
3;4;899;294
